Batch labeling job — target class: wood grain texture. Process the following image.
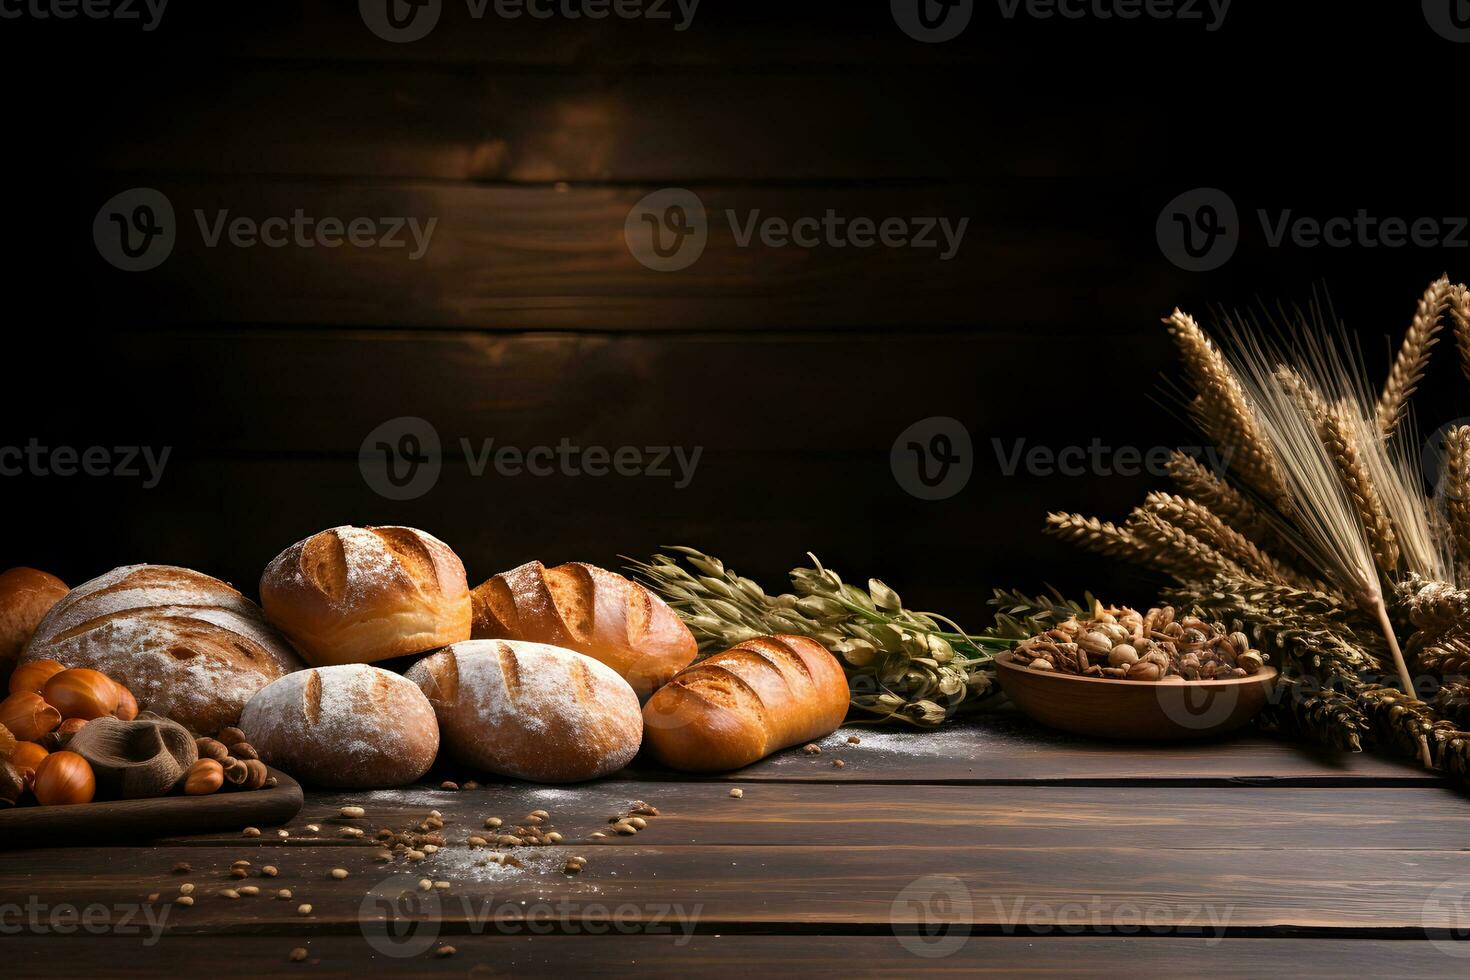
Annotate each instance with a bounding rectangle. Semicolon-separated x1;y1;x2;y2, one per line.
8;936;1465;979
146;782;1470;851
4;840;1469;933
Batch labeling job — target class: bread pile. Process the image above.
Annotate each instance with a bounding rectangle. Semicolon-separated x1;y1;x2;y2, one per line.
1;527;851;789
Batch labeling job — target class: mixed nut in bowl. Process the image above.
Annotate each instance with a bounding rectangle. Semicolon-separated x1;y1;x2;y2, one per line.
994;604;1278;740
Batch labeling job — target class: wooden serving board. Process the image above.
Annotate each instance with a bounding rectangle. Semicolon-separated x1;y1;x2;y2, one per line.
0;768;302;848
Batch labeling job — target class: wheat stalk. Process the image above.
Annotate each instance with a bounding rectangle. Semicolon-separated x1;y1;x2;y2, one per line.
1450;284;1470;384
1042;513;1148;561
1165;450;1279;547
1377;276;1452;437
1347;408;1453;583
1166;310;1288;508
1445;425;1470;567
1126;509;1248;581
1142;491;1308;588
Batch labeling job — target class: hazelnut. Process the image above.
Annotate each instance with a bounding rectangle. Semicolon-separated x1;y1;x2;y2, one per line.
183;759;225;796
1107;644;1139;668
1077;631;1113;655
195;738;230;762
230;742;259;761
217;727;247;746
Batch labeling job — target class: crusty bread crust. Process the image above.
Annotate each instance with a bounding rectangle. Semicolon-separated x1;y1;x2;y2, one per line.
643;634;849;772
240;664;438;788
470;561;696;698
261;526;472;667
22;565;302;735
407;639;642;783
0;567;68;688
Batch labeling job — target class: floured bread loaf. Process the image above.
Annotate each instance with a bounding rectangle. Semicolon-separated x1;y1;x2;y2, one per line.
240;664;439;788
262;525;471;667
22;565;302;735
407;640;642;783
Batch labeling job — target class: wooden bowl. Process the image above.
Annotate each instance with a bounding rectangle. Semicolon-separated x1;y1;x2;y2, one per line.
994;652;1279;741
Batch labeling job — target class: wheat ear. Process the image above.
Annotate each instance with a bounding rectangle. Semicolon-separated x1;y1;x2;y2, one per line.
1126;509;1248;582
1376;276;1452;437
1445;426;1470;568
1281;371;1400;576
1165;310;1288;508
1450;284;1470;384
1042;513;1148;562
1165;450;1279;547
1142;491;1308;588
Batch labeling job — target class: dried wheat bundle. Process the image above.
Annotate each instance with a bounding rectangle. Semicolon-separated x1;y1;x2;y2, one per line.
1047;279;1470;777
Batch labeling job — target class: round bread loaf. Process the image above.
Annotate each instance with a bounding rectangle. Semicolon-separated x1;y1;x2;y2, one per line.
471;560;696;698
22;565;302;735
239;664;439;788
0;567;68;689
407;640;642;783
261;525;471;667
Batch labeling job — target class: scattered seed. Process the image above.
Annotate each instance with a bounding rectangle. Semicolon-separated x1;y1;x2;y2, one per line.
529;809;550;820
305;824;321;833
297;904;312;916
418;879;433;891
147;892;160;902
484;817;502;829
627;817;647;830
330;868;349;880
278;889;293;900
289;948;308;962
175;896;194;907
463;781;480;790
612;822;637;835
374;851;393;862
563;861;583;874
179;883;195;895
277;830;290;839
729;788;743;799
221;889;240;900
802;743;821;755
832;759;846;768
341;827;364;839
172;862;191;874
407;850;426;862
435;946;457;958
232;859;251;868
428;810;442;819
632;804;659;817
231;868;249;879
847;735;861;745
243;827;261;837
433;881;450;890
239;886;260;897
524;815;543;825
262;866;279;877
590;832;607;840
440;781;459;791
546;832;564;843
339;806;365;819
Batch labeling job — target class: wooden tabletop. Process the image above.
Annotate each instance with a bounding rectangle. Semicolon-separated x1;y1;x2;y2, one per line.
7;715;1469;977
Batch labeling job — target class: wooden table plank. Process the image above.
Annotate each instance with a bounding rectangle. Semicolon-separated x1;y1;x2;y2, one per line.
8;936;1467;978
142;783;1470;851
5;838;1469;933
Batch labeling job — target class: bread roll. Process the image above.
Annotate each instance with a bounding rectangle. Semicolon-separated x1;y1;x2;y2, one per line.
0;568;68;689
261;525;471;667
471;561;696;698
240;664;438;788
407;640;641;783
22;565;302;735
643;634;849;772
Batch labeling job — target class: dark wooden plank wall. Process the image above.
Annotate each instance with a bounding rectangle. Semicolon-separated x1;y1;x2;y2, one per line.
4;1;1467;620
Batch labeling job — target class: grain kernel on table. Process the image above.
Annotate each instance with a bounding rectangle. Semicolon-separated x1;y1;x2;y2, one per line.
243;827;261;837
339;806;365;818
289;948;307;962
297;904;312;916
729;788;744;798
330;868;348;879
